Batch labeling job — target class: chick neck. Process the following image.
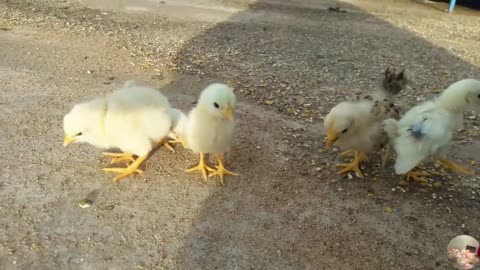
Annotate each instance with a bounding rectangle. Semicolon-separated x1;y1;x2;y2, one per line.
435;86;470;114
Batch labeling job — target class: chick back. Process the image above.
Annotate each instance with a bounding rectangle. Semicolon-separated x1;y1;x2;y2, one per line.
104;86;172;156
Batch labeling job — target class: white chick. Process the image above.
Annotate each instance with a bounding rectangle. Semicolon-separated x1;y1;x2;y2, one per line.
184;83;239;184
63;83;173;182
167;107;189;149
324;67;407;177
383;78;480;185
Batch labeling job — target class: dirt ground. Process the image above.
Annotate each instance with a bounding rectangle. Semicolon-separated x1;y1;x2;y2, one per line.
0;0;479;269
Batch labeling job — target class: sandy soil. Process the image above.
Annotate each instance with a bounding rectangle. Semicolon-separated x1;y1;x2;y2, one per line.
0;0;479;269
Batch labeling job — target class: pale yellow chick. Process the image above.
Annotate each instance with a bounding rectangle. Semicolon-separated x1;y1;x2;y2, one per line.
63;82;172;182
184;83;238;185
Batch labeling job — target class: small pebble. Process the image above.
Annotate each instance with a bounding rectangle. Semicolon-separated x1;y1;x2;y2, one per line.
78;199;92;208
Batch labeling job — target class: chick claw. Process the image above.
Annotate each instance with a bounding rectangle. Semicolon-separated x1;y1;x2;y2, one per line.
437;159;475;175
404;171;429;186
336;151;367;178
102;152;135;164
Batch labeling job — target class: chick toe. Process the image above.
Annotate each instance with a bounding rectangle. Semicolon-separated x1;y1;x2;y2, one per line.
168;137;187;148
103;155;147;182
339;150;356;157
185;153;214;182
102;152;135;164
162;142;176;153
437;159;475;175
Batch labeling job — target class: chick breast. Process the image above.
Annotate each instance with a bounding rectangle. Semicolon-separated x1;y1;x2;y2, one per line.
185;107;235;154
104;86;172;156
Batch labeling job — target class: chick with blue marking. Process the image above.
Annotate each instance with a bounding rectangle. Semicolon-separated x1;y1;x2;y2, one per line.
384;79;480;185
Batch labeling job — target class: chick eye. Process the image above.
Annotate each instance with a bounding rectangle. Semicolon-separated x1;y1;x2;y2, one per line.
341;128;348;134
76;132;83;136
213;102;220;109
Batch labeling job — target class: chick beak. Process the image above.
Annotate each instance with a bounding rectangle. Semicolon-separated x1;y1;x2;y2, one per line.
224;105;234;120
63;134;75;147
325;128;338;148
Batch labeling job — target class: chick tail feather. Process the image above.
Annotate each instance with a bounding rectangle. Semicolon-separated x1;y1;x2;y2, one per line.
376;67;407;100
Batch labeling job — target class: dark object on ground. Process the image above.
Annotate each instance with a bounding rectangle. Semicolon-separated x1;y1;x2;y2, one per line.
328;7;347;13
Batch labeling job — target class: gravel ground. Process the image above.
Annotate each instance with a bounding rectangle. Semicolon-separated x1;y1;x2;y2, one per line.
0;0;479;269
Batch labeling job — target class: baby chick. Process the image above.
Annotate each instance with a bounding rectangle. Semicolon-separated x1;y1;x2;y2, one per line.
184;83;239;184
383;78;480;185
324;67;407;177
63;82;173;182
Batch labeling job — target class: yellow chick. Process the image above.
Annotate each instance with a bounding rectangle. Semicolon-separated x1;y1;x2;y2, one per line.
324;67;407;177
184;83;239;184
383;78;480;185
63;82;173;182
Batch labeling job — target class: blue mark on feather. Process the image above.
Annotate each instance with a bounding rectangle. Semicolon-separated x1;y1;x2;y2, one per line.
407;118;428;140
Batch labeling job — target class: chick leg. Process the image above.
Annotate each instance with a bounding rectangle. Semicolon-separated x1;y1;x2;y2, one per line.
208;154;240;185
336;151;367;178
102;152;135;164
103;155;147;182
185;153;215;182
437;159;475;175
402;171;429;186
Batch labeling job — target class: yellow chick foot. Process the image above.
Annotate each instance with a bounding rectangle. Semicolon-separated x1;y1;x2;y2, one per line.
185;153;215;182
103;155;147;182
168;135;187;149
437;159;475;175
336;151;367;178
208;154;239;185
404;171;429;186
102;152;135;164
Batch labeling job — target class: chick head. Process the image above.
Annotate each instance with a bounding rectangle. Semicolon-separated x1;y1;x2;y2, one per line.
63;99;105;146
197;83;236;120
323;103;356;148
462;79;480;107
